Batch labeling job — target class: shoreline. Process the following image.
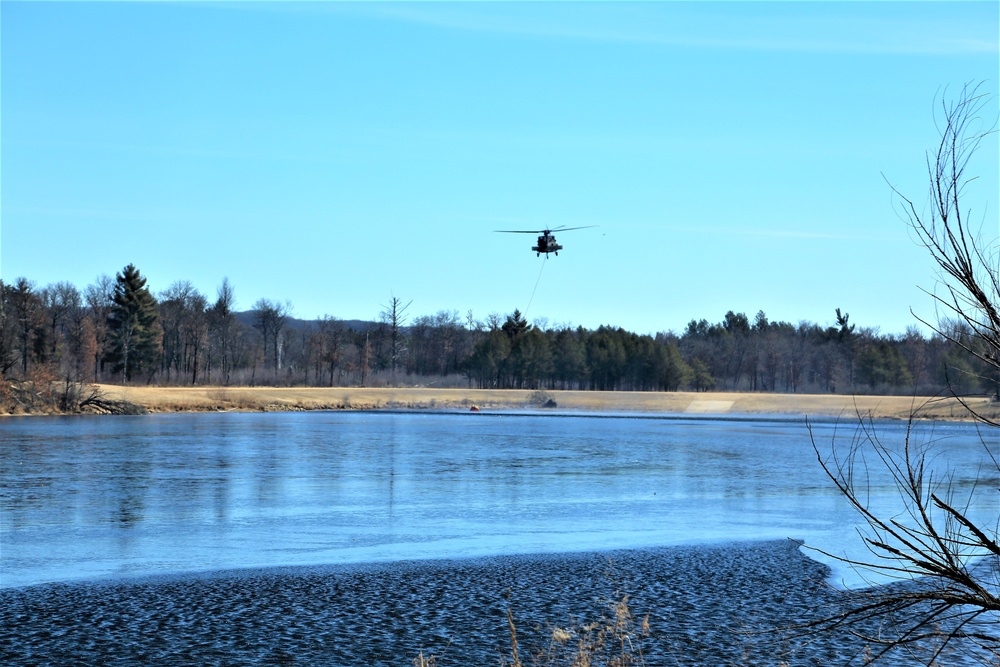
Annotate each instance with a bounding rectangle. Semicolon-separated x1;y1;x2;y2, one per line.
68;385;998;421
0;540;880;665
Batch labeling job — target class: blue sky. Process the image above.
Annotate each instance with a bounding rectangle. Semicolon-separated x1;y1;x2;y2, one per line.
2;1;997;335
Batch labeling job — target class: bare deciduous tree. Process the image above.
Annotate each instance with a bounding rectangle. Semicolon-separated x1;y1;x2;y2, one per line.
160;281;203;383
805;83;999;665
84;274;116;382
806;412;999;664
381;295;412;381
252;298;291;376
40;281;81;363
0;281;20;377
888;81;1000;416
313;315;344;387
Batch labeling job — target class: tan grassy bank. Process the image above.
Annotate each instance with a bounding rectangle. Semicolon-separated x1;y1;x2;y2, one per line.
92;385;997;421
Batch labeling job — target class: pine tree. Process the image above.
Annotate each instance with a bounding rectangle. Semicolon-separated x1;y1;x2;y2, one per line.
106;264;160;383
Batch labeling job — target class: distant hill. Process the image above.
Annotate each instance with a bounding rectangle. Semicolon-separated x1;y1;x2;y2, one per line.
234;311;379;332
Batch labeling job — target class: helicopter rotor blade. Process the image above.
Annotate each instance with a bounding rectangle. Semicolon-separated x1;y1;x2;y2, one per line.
549;225;598;232
495;225;597;234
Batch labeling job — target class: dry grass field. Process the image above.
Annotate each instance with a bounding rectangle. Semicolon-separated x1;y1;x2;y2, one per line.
91;384;997;421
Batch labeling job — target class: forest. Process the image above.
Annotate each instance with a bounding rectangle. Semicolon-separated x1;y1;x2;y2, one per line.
1;263;997;411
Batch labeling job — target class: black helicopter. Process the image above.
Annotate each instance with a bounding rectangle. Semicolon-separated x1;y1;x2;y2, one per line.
495;226;596;256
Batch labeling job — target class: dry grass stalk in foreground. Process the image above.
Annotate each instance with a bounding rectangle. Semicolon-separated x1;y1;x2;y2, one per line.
504;592;649;667
415;592;649;667
412;651;437;667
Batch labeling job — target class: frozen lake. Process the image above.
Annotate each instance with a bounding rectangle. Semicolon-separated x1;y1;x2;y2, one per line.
1;410;993;590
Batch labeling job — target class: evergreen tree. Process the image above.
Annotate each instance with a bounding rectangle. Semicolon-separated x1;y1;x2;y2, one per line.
501;309;530;341
688;357;714;391
208;277;238;385
106;264;160;383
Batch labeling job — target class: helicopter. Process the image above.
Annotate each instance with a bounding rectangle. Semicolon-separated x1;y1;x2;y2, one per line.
495;225;596;257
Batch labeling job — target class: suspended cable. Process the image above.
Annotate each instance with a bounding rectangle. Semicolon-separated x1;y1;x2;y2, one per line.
523;254;547;321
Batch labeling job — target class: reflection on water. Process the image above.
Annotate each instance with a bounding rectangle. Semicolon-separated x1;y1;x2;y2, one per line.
0;411;995;589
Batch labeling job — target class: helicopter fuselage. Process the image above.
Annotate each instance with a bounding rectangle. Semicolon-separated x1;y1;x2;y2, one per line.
532;234;562;256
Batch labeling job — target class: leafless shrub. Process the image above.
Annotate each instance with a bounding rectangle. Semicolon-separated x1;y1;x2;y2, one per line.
887;81;999;422
803;410;999;665
795;82;999;665
78;385;148;415
527;389;556;408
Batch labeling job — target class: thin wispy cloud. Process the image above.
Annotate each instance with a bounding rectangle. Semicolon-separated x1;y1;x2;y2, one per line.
206;2;997;56
346;3;996;56
662;224;900;243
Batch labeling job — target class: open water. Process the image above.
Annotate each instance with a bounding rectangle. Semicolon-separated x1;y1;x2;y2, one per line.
0;410;995;665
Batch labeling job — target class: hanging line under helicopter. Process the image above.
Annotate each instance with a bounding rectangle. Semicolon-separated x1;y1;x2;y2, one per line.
483;225;598;388
490;258;545;390
523;254;547;321
493;224;597;321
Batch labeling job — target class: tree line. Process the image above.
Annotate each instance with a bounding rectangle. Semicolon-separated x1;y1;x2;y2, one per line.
1;264;996;402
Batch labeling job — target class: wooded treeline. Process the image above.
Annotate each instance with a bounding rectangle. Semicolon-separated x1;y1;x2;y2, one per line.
2;265;997;401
